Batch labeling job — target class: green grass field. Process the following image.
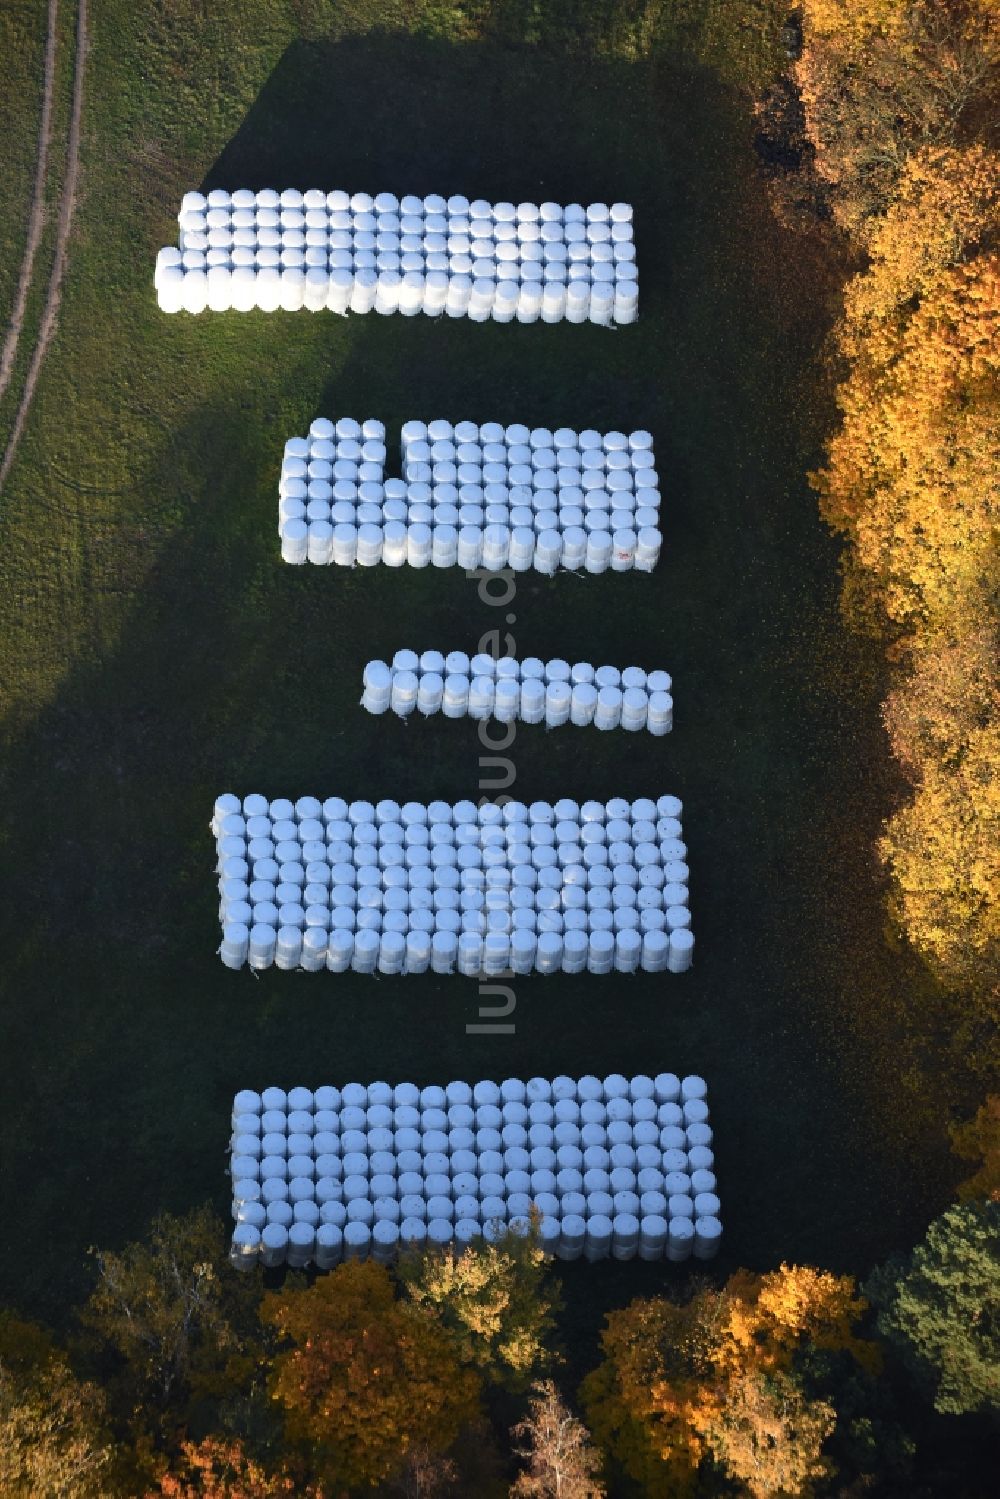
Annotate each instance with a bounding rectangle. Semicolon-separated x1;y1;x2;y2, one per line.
0;0;974;1352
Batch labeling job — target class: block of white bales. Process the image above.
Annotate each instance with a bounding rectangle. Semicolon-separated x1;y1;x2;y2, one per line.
362;653;673;734
278;417;661;574
156;192;638;324
228;1071;720;1269
212;794;694;976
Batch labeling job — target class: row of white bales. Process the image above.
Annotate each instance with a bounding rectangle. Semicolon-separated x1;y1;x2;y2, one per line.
212;794;694;975
361;652;673;733
229;1074;720;1268
156;190;637;322
279;417;662;572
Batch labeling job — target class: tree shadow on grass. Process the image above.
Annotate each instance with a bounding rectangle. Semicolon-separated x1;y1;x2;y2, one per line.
0;32;962;1335
203;32;671;238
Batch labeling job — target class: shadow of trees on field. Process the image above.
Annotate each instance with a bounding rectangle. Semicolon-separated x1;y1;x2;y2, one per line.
205;32;664;198
0;30;960;1323
202;32;678;297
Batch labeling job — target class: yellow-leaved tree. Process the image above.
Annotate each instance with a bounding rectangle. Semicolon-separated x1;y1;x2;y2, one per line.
808;138;1000;995
794;0;1000;236
398;1216;561;1390
880;724;999;992
815;144;1000;637
0;1313;116;1499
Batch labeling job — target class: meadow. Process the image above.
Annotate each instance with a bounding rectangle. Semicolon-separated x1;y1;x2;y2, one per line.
0;0;972;1356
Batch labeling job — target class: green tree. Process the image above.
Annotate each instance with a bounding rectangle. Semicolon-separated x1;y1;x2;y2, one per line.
951;1095;1000;1202
79;1206;262;1433
261;1259;480;1493
869;1201;1000;1414
0;1310;59;1372
398;1217;561;1391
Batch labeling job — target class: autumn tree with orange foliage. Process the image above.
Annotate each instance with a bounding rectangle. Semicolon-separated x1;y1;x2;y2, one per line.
150;1438;305;1498
261;1260;480;1494
697;1369;836;1499
580;1265;877;1497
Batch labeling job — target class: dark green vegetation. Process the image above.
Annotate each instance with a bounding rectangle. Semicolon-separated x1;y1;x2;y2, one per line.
869;1201;1000;1419
0;0;973;1355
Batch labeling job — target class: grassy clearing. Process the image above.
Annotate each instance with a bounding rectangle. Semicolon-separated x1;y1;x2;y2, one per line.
0;0;971;1344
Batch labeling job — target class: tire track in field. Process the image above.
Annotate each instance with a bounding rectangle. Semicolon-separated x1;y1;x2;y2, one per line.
0;0;59;407
0;0;87;495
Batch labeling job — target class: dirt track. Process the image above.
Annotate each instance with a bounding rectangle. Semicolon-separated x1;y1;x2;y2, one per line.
0;0;60;407
0;0;87;494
